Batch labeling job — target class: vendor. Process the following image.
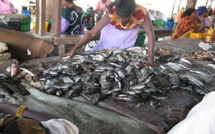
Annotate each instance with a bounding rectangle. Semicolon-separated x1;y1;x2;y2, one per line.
65;0;156;66
197;6;212;28
61;0;85;35
172;8;204;40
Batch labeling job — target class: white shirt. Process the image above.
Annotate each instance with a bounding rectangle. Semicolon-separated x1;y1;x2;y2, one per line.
168;91;215;134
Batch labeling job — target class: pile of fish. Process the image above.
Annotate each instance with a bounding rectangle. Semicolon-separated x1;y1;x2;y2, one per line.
32;47;215;106
2;47;215;108
182;51;215;61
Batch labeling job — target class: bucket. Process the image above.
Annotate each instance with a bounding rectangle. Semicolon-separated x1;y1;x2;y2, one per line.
134;33;146;47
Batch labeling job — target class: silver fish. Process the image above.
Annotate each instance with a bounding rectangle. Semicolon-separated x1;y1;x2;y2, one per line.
0;73;7;78
19;68;35;76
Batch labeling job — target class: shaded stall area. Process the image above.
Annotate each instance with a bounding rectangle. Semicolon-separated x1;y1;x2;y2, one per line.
0;38;212;134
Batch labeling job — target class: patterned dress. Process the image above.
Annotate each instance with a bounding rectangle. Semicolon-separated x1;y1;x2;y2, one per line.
93;5;146;51
61;8;85;35
172;16;200;39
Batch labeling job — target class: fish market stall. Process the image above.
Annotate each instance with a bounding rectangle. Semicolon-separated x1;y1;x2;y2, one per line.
1;38;215;134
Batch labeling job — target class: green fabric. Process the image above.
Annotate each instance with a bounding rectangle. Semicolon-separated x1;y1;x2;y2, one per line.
135;33;146;47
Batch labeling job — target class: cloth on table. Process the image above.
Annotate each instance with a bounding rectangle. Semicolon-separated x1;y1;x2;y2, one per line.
42;119;79;134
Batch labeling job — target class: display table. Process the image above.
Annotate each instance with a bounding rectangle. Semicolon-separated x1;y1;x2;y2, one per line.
1;38;211;134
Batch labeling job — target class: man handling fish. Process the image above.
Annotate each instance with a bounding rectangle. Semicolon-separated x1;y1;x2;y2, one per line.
65;0;156;66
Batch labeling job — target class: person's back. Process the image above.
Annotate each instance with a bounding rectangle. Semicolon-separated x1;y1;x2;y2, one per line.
61;0;85;35
62;8;84;35
0;0;17;14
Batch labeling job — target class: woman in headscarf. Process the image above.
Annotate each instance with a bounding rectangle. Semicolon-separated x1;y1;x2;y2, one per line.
197;6;212;28
65;0;155;66
172;8;204;40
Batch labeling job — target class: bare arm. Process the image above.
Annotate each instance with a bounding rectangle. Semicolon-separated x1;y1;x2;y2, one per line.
142;8;156;66
65;14;110;56
0;102;59;121
198;16;204;31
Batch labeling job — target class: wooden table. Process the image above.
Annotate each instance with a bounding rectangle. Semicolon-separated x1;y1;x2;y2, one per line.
139;27;172;41
28;26;172;56
1;38;210;134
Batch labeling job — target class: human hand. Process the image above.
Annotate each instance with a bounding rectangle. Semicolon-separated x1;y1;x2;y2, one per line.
198;16;204;21
167;108;189;123
147;56;157;67
64;49;75;57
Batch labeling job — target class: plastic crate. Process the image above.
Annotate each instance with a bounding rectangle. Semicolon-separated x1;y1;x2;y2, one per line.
190;33;205;39
19;18;31;32
165;21;174;30
154;19;165;28
134;33;146;47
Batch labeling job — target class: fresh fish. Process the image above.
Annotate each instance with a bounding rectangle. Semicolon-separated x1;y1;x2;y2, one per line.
0;73;8;78
73;76;81;83
61;77;74;84
168;73;181;87
19;68;35;76
108;63;123;68
151;93;168;100
116;94;135;101
80;93;101;104
56;90;63;96
46;88;58;95
185;75;206;89
115;68;125;79
138;68;149;82
143;87;157;94
129;83;145;90
11;63;19;77
15;71;27;79
150;100;161;109
159;55;180;62
89;54;104;61
179;58;192;65
104;88;122;95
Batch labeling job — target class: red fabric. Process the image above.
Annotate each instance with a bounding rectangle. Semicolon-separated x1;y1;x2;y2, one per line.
172;16;200;39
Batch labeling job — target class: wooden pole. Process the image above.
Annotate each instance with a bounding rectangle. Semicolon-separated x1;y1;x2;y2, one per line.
38;0;46;36
51;0;62;36
206;0;209;6
186;0;197;9
171;0;176;18
35;0;39;34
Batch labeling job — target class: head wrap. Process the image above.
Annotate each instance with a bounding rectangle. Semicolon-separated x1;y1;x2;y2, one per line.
107;0;136;18
181;7;185;12
197;6;207;16
181;8;196;18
